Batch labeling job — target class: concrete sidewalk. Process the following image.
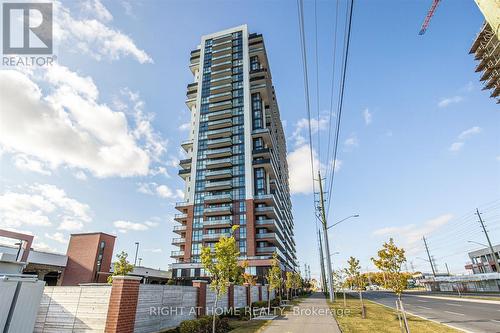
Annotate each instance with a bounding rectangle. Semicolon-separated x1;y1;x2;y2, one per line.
261;293;341;333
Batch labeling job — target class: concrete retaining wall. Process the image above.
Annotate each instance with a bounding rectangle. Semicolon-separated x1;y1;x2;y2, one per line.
234;285;247;308
34;285;111;333
134;285;197;333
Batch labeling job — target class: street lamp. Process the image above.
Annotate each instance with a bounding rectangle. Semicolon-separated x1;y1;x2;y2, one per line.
134;242;139;267
327;214;360;230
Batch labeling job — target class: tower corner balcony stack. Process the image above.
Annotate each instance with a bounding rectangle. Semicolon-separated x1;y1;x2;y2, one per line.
171;25;297;284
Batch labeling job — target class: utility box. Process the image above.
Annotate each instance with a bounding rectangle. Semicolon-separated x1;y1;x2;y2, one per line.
0;254;45;333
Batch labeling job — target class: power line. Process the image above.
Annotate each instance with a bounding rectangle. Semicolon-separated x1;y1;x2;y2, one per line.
326;0;355;217
314;0;321;159
325;0;340;187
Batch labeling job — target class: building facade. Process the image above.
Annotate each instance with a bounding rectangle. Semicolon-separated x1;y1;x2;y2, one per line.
61;232;116;285
172;25;297;283
465;244;500;274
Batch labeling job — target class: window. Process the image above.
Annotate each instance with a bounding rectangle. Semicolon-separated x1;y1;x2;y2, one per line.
253;138;263;150
250;56;260;71
252;93;263;129
254;168;266;195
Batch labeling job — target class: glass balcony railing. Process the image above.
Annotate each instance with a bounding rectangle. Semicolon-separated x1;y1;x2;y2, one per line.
171;251;184;257
172;238;186;244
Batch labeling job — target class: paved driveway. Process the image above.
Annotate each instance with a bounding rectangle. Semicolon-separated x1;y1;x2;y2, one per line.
261;293;341;333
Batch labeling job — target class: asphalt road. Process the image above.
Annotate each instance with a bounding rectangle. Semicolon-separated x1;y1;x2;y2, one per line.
362;291;500;333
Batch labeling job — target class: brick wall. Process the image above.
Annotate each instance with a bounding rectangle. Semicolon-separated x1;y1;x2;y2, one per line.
105;276;141;333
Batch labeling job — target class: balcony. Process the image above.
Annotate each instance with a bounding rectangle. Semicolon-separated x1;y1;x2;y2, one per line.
254;194;277;206
204;218;232;228
204;205;232;216
207;127;232;139
181;139;193;152
206;147;232;159
207;137;232;149
207;118;232;130
210;91;232;104
185;96;196;109
171;251;185;258
211;68;232;80
209;100;232;112
253;147;270;158
178;168;191;179
255;206;278;218
208;109;232;122
172;238;186;245
210;75;232;86
212;53;232;64
255;219;280;231
175;201;190;212
256;232;285;249
203;232;231;241
211;60;232;71
205;168;232;180
204;193;233;203
212;45;232;55
179;158;192;169
206;157;232;169
173;225;186;234
174;213;188;222
205;180;232;191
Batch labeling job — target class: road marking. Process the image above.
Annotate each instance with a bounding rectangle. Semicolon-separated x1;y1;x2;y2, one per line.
445;303;462;307
444;311;465;316
416;300;428;303
416;306;432;310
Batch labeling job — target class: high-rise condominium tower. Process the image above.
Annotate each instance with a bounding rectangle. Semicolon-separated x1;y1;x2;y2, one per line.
171;25;296;283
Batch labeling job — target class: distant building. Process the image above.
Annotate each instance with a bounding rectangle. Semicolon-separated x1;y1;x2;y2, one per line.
465;244;500;274
61;232;116;285
112;265;172;284
0;229;115;285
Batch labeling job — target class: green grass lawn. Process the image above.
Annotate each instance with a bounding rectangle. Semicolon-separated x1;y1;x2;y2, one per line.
329;294;462;333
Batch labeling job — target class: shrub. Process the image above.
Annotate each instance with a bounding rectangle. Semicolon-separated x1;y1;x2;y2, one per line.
179;316;230;333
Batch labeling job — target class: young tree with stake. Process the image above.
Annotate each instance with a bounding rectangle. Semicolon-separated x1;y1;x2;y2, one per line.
371;238;410;333
201;225;240;333
344;256;366;319
285;271;293;300
266;252;282;312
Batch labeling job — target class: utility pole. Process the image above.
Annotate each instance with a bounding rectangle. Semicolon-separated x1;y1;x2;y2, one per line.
318;229;328;293
445;263;450;276
318;171;335;302
476;208;500;273
423;236;436;277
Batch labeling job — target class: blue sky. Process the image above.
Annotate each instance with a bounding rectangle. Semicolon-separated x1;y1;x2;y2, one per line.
0;0;499;277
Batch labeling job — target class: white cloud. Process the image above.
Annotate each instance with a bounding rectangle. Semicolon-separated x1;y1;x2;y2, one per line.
363;108;372;125
0;184;91;230
0;66;169;178
80;0;113;23
438;96;463;108
449;142;464;152
496;156;500;161
458;126;482;140
448;126;481;153
137;182;182;200
344;134;359;150
54;0;152;64
288;145;317;194
74;171;88;181
13;155;51;175
179;122;191;131
291;115;330;147
373;214;453;255
113;220;156;233
45;232;68;244
32;240;58;253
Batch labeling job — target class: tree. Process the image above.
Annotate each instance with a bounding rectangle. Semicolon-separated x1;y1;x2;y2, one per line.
332;269;347;307
266;252;282;311
241;260;257;285
344;256;366;319
201;225;240;333
292;272;302;297
371;238;410;333
107;251;134;283
285;272;293;300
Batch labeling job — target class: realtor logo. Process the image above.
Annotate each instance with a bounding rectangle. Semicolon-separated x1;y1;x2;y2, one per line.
2;2;53;55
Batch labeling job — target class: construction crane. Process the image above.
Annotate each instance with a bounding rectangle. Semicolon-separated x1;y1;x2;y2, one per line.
419;0;442;35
